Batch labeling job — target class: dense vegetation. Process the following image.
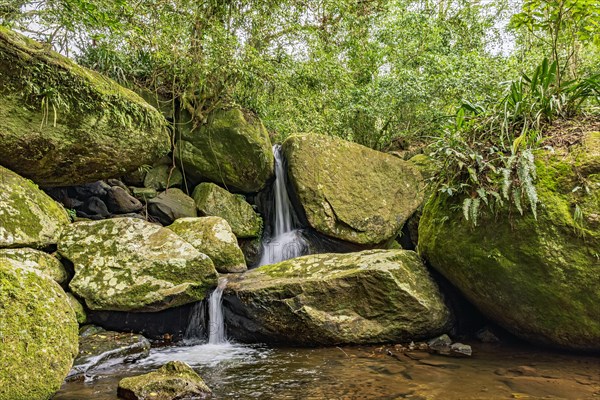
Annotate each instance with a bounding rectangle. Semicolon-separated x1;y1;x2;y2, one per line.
2;0;599;220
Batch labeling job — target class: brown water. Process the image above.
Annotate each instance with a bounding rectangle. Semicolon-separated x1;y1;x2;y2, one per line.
54;341;600;400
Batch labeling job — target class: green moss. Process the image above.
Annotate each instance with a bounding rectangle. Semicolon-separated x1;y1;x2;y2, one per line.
282;134;424;245
0;27;169;186
192;182;262;238
0;166;70;249
225;249;451;345
174;107;274;193
418;133;600;350
0;260;78;400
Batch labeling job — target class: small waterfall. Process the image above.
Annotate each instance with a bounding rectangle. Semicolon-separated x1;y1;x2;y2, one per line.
208;278;228;345
258;145;307;266
184;278;228;345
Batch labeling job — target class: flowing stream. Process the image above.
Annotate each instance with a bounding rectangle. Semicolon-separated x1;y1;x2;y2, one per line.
258;145;307;266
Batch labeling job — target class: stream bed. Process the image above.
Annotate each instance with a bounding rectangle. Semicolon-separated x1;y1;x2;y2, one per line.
54;340;599;399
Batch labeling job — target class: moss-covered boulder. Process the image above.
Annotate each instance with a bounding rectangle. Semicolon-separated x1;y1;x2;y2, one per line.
0;166;70;249
168;217;247;273
58;218;218;312
0;27;169;186
224;249;451;345
147;188;197;226
0;260;78;400
283;134;423;245
418;132;600;351
0;248;68;285
117;361;211;400
175;108;274;193
193;182;262;238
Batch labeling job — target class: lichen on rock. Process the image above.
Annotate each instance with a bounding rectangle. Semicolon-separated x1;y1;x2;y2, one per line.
58;217;218;312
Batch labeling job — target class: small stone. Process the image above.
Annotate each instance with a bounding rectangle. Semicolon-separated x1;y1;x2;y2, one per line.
476;327;501;343
449;342;472;357
117;361;211;400
427;334;452;354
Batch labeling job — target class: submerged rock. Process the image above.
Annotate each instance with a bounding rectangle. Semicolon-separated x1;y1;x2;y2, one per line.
0;165;70;249
283;134;424;245
68;330;151;381
0;259;78;400
0;27;169;186
147;188;197;225
193;182;262;238
175;107;274;193
168;217;247;273
118;361;211;400
419;131;600;351
0;247;68;285
224;249;451;345
59;218;218;312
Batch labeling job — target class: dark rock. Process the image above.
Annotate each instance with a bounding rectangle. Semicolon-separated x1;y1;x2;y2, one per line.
107;186;143;213
107;179;131;192
67;330;151;381
148;189;197;225
476;327;501;343
85;196;111;218
75;181;111;199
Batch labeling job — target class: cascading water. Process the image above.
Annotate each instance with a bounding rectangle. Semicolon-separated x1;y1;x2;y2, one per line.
184;278;228;345
258;145;308;266
208;278;228;345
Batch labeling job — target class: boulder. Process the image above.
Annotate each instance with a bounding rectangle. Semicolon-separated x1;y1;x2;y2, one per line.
0;165;70;249
147;189;197;225
168;217;247;273
0;247;68;285
68;330;150;381
175;108;274;192
0;27;169;186
117;361;211;400
143;164;183;190
418;132;600;351
282;134;423;245
224;249;451;345
131;187;158;201
106;186;143;214
0;260;78;400
58;218;218;312
193;182;262;238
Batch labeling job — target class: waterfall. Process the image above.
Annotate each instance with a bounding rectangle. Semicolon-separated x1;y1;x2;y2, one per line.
184;278;228;345
208;278;228;345
258;145;307;266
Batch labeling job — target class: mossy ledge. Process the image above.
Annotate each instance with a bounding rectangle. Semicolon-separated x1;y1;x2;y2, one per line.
0;26;169;186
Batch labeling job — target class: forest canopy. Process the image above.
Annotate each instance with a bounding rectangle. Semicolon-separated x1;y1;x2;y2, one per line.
2;0;599;221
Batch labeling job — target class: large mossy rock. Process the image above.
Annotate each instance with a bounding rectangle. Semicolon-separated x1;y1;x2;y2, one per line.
419;132;600;351
224;249;451;345
118;361;211;400
283;134;424;245
0;248;68;285
0;260;78;400
58;218;218;312
168;217;247;273
0;27;169;186
193;182;262;238
175;108;274;193
0;166;70;249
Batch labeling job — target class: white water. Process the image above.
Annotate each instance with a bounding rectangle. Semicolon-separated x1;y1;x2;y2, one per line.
208;278;228;344
258;145;307;266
